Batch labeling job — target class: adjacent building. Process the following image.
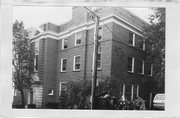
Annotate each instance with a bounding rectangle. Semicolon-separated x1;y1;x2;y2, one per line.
29;7;154;108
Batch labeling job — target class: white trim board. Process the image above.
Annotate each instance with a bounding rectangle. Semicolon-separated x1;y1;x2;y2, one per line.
31;15;145;42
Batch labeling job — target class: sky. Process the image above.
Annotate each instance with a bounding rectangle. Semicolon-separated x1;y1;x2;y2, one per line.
13;6;154;29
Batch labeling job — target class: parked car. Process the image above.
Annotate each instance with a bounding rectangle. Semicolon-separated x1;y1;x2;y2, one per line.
152;93;165;110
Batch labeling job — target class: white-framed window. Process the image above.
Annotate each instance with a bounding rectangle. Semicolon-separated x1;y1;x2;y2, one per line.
133;85;139;98
62;38;68;50
48;89;54;96
119;84;125;99
139;38;145;51
35;40;39;55
59;82;66;96
61;58;67;72
75;33;82;46
97;46;102;69
148;64;153;76
138;60;144;74
129;32;135;46
73;55;81;71
34;55;38;72
127;57;134;73
98;26;103;41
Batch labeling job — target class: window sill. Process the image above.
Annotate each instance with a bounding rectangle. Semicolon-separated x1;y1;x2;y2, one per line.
62;48;68;51
127;71;134;73
60;71;67;73
138;73;144;75
73;69;81;72
34;70;38;72
97;68;102;71
148;75;153;77
75;44;82;46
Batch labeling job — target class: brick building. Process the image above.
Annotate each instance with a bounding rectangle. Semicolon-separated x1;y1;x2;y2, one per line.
29;7;154;108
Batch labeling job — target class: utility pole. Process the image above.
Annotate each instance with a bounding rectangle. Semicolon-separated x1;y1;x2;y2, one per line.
91;14;100;109
84;7;100;109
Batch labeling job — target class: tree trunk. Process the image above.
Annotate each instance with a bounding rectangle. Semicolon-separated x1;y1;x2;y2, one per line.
20;89;25;107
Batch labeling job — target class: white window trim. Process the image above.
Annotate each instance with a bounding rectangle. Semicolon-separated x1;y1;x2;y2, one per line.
34;54;38;72
75;33;82;46
123;84;125;97
59;82;66;96
148;64;153;76
139;60;144;75
62;38;67;50
60;58;67;72
48;89;54;96
143;39;145;51
131;85;134;100
137;85;139;97
133;33;135;46
73;55;81;71
128;57;134;73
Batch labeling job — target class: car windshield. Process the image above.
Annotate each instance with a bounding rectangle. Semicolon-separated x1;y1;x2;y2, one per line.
154;94;165;100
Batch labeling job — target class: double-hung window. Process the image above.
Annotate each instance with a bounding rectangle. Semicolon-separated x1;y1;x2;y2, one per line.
62;39;68;50
148;64;153;76
129;32;135;46
59;82;66;96
97;46;102;69
61;58;67;72
34;40;39;72
75;33;82;46
34;55;38;71
138;60;144;74
73;55;81;71
128;57;134;73
139;38;145;51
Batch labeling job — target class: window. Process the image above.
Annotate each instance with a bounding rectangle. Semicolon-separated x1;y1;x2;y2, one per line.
133;85;139;98
97;46;102;69
148;64;153;76
61;58;67;72
75;33;82;45
35;40;39;55
59;82;66;96
129;32;135;46
62;39;68;50
98;26;103;40
128;57;134;73
138;60;144;74
48;89;54;96
139;38;145;51
34;55;38;71
73;55;81;71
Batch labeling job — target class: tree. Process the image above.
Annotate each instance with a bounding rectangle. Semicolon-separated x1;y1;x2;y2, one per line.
12;20;34;107
144;8;165;92
58;77;119;109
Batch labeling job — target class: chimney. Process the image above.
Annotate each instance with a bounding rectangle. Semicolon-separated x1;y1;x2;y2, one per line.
72;7;90;26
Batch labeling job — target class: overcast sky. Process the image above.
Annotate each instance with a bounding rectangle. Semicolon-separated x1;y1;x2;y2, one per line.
13;6;154;29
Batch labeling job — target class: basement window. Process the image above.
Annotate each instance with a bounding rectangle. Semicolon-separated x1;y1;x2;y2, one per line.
48;89;54;96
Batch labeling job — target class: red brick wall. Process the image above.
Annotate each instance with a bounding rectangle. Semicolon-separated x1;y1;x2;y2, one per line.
40;38;58;106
